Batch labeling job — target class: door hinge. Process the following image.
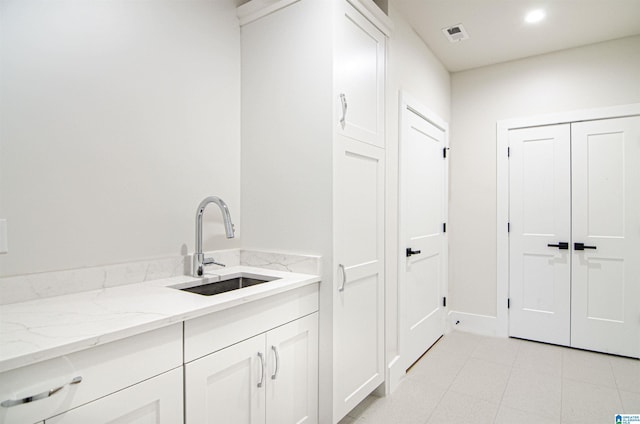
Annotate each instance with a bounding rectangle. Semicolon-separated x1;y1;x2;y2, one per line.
507;222;510;232
443;296;447;307
507;298;511;309
443;222;447;233
507;147;510;157
443;147;449;158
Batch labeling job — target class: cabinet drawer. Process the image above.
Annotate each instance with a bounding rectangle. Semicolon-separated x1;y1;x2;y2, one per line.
0;324;182;424
45;367;183;423
184;283;318;363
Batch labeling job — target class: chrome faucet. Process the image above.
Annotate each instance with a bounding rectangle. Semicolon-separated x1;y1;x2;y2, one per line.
193;196;235;277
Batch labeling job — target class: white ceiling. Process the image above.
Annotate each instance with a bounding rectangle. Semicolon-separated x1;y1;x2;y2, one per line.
392;0;640;72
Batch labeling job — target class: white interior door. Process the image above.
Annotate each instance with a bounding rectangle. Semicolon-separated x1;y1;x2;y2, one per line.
571;116;640;358
508;124;571;346
400;107;447;369
333;137;384;422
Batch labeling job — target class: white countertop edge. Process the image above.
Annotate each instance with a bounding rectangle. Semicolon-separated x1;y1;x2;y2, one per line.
0;266;320;373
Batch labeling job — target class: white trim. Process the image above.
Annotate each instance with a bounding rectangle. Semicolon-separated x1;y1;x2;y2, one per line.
496;103;640;338
448;310;498;337
237;0;393;35
237;0;301;26
386;354;403;393
398;91;449;373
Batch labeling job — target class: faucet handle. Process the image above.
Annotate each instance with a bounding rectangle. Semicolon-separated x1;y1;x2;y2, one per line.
202;257;226;268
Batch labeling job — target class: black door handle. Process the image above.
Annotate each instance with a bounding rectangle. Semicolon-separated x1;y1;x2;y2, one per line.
547;242;569;250
574;242;597;250
406;248;421;257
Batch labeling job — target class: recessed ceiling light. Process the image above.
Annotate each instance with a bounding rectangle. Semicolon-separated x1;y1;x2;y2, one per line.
525;9;545;24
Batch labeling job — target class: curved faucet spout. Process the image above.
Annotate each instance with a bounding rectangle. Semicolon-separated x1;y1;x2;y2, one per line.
193;196;235;277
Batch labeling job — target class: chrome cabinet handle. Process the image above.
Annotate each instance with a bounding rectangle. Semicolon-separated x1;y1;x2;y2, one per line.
271;346;280;380
338;264;346;292
1;376;82;408
257;352;265;388
339;93;348;129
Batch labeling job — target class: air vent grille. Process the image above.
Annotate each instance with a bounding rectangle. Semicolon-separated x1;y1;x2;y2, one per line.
442;24;469;42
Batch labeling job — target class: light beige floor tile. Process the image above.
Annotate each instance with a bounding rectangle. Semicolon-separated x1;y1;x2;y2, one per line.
406;347;467;389
471;336;521;366
563;348;617;388
428;330;484;359
426;390;499;424
345;395;381;420
620;390;640;414
359;378;447;424
501;366;562;420
610;356;640;394
448;358;511;404
513;339;564;376
494;405;559;424
338;415;360;424
561;379;623;424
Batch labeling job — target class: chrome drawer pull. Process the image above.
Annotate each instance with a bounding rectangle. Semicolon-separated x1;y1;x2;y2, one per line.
271;346;280;380
1;376;82;408
339;93;348;129
257;352;265;388
338;264;346;292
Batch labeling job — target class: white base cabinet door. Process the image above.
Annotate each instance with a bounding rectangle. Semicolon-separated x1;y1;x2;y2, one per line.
185;313;318;424
45;368;183;424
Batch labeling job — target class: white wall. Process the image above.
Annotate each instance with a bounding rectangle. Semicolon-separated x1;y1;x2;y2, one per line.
0;0;241;277
449;35;640;320
385;3;450;375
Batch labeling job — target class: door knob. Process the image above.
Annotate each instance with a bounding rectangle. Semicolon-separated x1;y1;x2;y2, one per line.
406;248;421;257
547;242;569;250
574;242;597;250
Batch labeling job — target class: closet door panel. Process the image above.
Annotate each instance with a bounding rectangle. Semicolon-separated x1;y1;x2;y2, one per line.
571;116;640;358
508;124;571;346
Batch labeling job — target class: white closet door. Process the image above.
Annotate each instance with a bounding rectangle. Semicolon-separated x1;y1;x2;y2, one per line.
571;116;640;358
508;124;571;346
333;137;384;422
400;107;446;369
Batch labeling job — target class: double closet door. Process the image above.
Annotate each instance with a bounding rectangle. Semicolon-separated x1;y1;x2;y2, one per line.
509;116;640;358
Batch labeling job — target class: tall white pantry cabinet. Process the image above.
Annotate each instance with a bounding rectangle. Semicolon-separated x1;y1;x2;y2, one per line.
238;0;390;422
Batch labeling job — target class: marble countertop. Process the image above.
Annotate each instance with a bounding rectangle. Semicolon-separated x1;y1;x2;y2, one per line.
0;266;320;373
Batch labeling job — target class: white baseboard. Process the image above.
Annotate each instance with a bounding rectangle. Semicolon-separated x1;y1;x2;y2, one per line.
447;310;500;337
386;354;404;394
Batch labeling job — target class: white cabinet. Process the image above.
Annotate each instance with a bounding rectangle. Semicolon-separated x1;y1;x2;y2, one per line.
185;313;318;424
239;1;388;422
183;284;319;424
45;368;183;424
0;324;182;424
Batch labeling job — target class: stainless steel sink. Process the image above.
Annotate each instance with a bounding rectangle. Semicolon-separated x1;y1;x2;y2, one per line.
173;274;280;296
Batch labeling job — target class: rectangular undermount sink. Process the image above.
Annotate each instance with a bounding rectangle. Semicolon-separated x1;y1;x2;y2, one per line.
172;273;280;296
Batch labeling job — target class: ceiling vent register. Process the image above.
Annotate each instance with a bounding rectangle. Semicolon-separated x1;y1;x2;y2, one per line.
442;24;469;42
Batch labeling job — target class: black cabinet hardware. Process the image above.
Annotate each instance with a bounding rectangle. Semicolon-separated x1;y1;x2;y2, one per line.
406;248;421;257
547;242;569;250
574;242;597;250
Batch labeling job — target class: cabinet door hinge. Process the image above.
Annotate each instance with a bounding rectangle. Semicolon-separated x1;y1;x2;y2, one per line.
507;147;510;157
443;222;447;233
507;298;511;309
443;296;447;307
507;222;510;233
443;147;449;158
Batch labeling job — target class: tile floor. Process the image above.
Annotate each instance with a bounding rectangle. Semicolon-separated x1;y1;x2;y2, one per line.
338;331;640;424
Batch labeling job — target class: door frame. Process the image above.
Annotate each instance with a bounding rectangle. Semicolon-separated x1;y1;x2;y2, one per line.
496;103;640;337
397;91;449;377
